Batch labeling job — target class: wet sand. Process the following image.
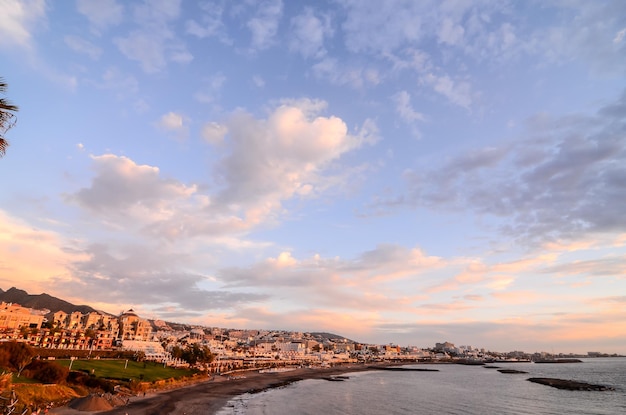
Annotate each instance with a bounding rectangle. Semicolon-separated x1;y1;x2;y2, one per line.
50;363;397;415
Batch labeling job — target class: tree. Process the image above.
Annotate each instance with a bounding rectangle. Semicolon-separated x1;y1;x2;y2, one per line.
0;77;18;157
0;341;34;377
178;344;214;367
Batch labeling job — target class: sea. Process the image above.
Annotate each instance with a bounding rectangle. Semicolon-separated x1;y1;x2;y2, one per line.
215;358;626;415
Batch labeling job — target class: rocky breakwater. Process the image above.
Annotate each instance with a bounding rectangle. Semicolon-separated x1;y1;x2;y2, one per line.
497;369;528;374
528;378;615;391
367;366;439;372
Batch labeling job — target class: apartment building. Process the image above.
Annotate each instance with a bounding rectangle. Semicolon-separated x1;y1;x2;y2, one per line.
0;302;44;329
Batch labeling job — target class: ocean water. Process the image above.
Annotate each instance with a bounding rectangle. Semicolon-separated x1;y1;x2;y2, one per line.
215;358;626;415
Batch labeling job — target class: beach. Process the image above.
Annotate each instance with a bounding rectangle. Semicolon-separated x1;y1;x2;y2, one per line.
49;363;394;415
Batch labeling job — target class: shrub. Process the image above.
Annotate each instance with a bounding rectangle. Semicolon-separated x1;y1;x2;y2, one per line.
67;372;116;393
25;360;69;384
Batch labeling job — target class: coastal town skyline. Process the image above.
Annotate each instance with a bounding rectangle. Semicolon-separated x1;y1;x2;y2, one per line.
1;1;625;355
2;286;622;358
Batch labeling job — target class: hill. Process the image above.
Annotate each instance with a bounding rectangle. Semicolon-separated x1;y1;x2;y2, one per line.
0;287;353;344
0;287;100;315
309;332;355;343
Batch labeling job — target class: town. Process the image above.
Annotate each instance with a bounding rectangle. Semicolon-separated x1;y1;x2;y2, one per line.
1;299;612;374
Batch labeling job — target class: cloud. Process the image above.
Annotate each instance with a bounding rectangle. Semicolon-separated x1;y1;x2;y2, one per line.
421;73;473;109
76;0;123;32
541;256;626;279
64;35;102;59
392;90;426;123
67;101;375;241
490;290;541;305
0;210;86;294
438;17;465;46
158;111;188;137
213;99;377;213
372;313;626;353
114;0;192;73
377;89;626;245
185;2;230;44
230;307;381;337
54;242;267;313
115;31;168;73
252;75;265;88
527;2;626;75
289;7;332;59
68;154;198;224
216;244;443;317
312;58;381;89
0;0;46;49
202;122;228;145
98;67;139;97
340;0;426;54
194;73;226;104
247;0;283;50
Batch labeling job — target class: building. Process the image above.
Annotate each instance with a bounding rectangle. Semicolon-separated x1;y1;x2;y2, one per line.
0;302;44;329
118;309;152;341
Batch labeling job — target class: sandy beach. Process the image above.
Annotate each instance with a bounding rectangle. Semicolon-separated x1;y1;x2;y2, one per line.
49;363;396;415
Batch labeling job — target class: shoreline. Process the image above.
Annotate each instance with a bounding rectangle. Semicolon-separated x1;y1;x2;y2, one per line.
50;362;402;415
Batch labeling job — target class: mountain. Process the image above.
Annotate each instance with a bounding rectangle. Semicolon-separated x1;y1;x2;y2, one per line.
0;287;100;315
0;288;354;344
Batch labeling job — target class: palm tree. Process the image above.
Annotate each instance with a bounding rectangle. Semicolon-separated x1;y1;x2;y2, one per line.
0;77;19;157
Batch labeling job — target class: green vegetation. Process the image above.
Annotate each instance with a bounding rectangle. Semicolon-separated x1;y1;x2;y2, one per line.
56;359;197;382
12;384;80;410
11;374;40;384
0;77;19;157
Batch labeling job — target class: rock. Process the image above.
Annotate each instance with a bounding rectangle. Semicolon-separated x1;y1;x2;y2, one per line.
368;366;439;372
497;369;528;374
527;377;615;391
534;359;582;363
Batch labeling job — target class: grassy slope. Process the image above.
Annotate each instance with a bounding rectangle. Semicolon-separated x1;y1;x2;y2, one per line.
2;360;198;411
55;359;197;382
7;384;81;412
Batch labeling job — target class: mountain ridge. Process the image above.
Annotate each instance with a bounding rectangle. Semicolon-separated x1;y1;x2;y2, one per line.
0;287;101;315
0;287;354;343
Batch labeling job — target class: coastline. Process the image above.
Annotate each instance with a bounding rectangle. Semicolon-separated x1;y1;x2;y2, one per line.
50;362;400;415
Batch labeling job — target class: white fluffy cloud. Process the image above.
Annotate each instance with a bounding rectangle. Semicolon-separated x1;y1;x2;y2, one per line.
69;154;199;226
68;100;376;241
214;99;378;213
158;111;187;133
0;0;46;49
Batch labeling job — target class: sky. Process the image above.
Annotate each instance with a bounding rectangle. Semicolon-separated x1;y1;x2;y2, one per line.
1;0;625;354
